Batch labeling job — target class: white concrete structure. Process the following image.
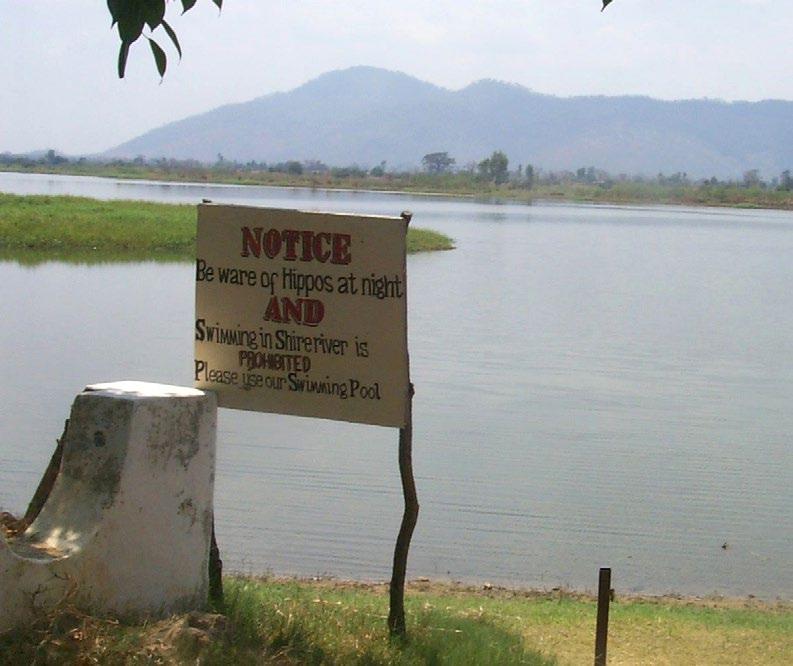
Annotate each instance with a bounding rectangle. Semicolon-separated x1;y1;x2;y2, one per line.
0;382;217;632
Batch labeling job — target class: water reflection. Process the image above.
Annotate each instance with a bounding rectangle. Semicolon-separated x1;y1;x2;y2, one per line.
1;172;792;599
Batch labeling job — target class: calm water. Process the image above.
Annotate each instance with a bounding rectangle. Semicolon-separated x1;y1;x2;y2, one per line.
1;172;792;599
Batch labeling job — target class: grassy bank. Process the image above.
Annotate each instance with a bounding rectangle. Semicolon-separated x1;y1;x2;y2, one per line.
6;163;793;210
0;193;454;262
1;578;790;665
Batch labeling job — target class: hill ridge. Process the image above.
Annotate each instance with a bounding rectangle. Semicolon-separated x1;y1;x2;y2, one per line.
105;66;793;178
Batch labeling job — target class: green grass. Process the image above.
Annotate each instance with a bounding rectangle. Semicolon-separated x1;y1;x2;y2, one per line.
214;579;554;665
0;193;454;263
0;193;196;256
406;227;454;254
215;580;793;665
3;578;789;665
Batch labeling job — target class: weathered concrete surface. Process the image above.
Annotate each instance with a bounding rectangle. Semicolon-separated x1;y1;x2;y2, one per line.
0;382;217;632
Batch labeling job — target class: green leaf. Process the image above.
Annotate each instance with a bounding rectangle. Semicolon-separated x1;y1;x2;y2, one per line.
161;20;182;59
181;0;198;13
107;0;122;25
212;0;223;9
117;41;130;79
143;0;165;30
147;38;167;78
602;0;614;11
117;11;145;44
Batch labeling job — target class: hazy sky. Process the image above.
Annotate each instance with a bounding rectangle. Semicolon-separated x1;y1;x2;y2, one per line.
1;1;791;155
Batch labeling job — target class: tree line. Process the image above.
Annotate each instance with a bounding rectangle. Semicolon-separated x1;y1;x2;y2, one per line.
419;151;793;191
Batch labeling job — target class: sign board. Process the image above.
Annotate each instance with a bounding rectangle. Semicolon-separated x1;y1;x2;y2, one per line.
194;204;409;427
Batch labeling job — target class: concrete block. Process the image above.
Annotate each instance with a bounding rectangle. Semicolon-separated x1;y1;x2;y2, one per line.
0;381;217;632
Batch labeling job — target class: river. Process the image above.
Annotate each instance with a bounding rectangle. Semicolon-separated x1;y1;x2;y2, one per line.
1;172;791;599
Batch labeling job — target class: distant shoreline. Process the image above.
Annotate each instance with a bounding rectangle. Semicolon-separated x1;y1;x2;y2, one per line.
4;166;793;212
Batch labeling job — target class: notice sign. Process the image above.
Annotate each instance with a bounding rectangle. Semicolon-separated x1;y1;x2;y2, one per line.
194;204;409;427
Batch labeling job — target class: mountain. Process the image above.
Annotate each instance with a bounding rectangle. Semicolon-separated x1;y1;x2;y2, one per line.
105;66;793;179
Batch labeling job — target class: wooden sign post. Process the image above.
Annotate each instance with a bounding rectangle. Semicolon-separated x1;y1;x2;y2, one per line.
194;204;416;634
388;212;418;636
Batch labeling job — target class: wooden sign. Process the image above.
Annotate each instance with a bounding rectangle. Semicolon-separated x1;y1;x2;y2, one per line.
194;204;409;427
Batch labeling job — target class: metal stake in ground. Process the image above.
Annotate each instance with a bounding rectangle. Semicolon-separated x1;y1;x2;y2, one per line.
594;567;612;666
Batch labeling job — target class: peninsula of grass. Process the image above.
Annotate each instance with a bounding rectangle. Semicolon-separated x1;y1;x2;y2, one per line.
0;193;454;261
1;577;790;665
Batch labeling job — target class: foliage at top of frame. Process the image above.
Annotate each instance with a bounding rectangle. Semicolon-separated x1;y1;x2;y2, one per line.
107;0;222;79
107;1;614;79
